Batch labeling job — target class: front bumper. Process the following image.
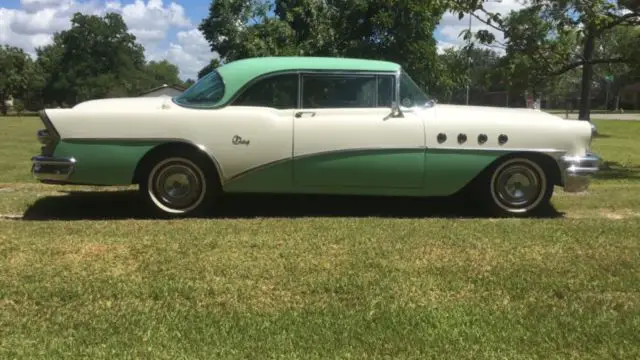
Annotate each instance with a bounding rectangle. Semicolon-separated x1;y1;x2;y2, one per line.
558;152;601;193
31;156;76;182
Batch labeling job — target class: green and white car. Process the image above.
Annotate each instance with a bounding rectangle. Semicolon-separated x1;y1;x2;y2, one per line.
32;56;601;217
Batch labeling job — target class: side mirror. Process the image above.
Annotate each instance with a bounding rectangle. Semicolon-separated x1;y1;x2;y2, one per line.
383;103;404;120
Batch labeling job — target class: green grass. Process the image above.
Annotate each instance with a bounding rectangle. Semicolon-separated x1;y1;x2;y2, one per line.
1;116;639;359
0;116;41;183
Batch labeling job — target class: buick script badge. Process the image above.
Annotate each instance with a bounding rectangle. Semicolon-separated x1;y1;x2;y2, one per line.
232;135;250;146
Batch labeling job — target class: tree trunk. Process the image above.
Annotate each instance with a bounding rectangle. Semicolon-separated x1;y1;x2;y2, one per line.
0;93;6;116
578;29;596;121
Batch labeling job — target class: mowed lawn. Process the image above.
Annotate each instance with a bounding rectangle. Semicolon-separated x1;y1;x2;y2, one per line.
1;116;639;359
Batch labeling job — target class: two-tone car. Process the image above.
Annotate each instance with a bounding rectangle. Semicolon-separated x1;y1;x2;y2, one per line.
31;56;601;217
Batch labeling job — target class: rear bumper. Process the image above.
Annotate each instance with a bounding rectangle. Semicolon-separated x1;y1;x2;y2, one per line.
558;153;601;193
31;156;76;182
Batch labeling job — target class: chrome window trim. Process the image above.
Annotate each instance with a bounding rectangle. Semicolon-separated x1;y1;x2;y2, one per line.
229;72;300;110
171;69;226;109
299;71;397;110
226;69;399;111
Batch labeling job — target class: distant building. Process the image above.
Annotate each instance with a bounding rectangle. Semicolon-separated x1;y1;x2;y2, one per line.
4;94;14;110
139;84;186;97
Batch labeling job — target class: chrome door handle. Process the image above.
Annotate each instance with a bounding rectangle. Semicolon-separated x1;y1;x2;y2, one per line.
295;111;316;118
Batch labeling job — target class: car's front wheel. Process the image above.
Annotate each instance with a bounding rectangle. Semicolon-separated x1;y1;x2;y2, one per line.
140;151;218;217
481;157;554;217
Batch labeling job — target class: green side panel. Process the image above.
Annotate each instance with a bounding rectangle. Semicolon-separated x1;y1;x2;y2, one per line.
422;148;509;196
53;140;159;185
223;161;294;193
224;149;426;196
224;148;508;197
293;149;425;189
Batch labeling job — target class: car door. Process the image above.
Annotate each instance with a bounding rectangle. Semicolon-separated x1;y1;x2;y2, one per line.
293;72;426;190
220;73;298;193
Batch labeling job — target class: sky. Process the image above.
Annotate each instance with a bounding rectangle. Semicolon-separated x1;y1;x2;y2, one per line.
0;0;528;81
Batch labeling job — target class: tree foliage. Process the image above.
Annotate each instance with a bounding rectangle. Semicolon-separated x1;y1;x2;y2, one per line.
27;12;188;108
435;46;507;104
35;12;147;105
0;45;43;114
197;58;222;79
198;0;451;90
451;0;640;119
144;60;183;87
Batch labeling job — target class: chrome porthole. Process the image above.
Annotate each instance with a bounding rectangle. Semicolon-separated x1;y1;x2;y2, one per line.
147;157;207;214
489;158;547;213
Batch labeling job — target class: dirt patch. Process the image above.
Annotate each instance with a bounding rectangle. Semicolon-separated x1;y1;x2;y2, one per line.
566;209;640;219
0;214;23;220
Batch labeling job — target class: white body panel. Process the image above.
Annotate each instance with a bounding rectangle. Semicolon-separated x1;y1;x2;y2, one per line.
48;98;295;181
44;97;593;182
427;105;593;157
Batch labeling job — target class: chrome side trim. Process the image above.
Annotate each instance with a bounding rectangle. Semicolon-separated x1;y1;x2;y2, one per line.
224;146;428;184
225;157;293;184
193;143;226;185
427;146;567;156
557;152;601;193
293;146;427;161
31;156;76;181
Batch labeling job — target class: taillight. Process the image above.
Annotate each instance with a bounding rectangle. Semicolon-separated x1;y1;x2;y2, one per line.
37;111;59;156
37;129;50;144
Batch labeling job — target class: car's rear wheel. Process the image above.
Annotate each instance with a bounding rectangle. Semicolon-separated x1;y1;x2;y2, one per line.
140;151;219;217
481;157;553;217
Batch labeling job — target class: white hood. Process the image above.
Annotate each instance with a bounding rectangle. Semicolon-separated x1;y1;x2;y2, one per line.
435;104;564;123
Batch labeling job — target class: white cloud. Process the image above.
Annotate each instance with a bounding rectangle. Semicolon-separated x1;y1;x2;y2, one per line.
118;0;191;43
153;28;218;80
436;0;528;54
436;41;458;54
0;0;214;79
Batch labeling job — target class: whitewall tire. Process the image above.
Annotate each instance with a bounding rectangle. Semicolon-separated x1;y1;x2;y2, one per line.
140;153;218;217
483;157;553;217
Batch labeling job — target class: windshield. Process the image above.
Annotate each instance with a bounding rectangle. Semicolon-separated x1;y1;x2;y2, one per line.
173;70;225;108
399;71;431;108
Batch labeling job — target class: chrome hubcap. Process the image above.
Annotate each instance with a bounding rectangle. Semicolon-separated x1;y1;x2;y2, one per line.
493;163;543;210
151;161;204;211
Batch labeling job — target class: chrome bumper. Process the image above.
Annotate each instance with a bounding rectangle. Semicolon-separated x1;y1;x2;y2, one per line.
558;153;601;193
31;156;76;181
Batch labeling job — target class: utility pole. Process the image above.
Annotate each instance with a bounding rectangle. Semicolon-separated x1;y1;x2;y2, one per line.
466;14;472;105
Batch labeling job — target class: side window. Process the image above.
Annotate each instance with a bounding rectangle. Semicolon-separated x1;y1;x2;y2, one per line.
232;74;298;109
302;75;379;108
376;75;394;107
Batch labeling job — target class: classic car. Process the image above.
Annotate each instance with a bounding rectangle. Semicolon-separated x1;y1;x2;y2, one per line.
31;56;601;217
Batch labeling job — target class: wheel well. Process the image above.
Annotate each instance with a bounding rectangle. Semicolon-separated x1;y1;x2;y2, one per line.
132;142;221;185
457;150;562;197
491;151;562;186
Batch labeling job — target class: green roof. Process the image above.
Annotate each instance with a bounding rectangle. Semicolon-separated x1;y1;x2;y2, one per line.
216;56;401;105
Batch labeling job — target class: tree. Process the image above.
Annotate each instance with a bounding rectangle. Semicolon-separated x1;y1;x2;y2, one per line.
197;58;221;79
13;99;25;117
198;0;451;91
0;45;43;114
36;12;147;106
452;0;640;120
144;60;182;87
